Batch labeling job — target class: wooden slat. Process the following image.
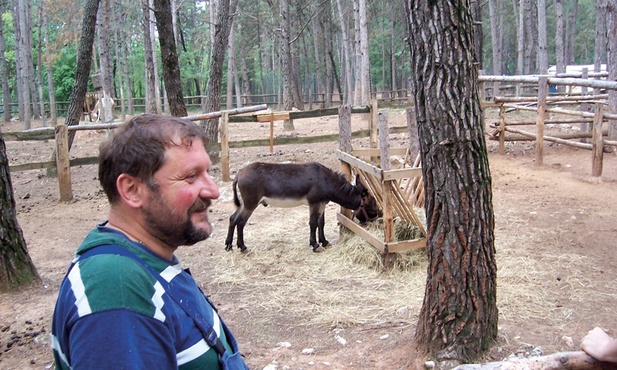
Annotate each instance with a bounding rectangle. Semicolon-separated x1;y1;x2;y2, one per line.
386;238;427;253
256;113;290;122
352;147;408;157
383;167;423;181
337;213;385;253
337;151;382;180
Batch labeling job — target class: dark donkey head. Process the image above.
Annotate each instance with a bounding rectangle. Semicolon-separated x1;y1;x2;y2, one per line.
224;162;378;253
353;177;381;225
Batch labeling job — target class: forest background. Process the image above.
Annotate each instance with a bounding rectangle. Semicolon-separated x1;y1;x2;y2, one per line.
0;0;609;126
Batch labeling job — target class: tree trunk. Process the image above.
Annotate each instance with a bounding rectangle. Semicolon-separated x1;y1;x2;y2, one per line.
594;0;607;96
488;0;502;97
359;0;370;104
15;0;31;129
335;0;354;105
524;0;537;74
555;0;565;94
516;0;524;75
226;21;236;109
405;0;497;364
607;2;617;139
565;0;578;66
153;0;187;117
0;0;11;122
42;7;57;126
0;131;40;291
63;0;100;150
97;0;114;122
143;0;157;114
537;0;548;73
201;0;238;142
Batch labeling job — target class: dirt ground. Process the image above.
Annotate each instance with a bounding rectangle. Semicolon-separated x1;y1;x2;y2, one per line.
1;108;616;370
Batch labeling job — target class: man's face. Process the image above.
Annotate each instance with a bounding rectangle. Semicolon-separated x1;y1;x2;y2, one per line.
141;138;220;248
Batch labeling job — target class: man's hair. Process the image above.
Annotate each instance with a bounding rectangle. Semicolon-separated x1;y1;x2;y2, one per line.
99;114;210;203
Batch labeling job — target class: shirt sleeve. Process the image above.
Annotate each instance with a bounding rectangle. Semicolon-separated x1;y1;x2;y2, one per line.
68;309;177;369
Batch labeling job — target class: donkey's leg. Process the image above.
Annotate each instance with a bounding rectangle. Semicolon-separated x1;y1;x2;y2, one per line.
317;211;329;248
225;210;240;251
309;203;325;252
234;207;255;253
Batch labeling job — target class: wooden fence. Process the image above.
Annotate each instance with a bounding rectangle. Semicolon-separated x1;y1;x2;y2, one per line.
479;74;617;177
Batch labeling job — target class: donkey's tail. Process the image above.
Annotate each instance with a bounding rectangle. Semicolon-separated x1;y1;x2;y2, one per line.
232;177;241;208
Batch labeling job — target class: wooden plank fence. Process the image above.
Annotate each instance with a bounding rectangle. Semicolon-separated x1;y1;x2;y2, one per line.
479;74;617;177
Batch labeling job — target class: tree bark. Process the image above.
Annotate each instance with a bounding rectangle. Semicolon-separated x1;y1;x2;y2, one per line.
537;0;548;73
201;0;238;142
143;0;157;114
488;0;502;96
63;0;100;150
42;5;57;126
0;131;40;291
0;0;11;122
405;0;497;364
607;1;617;139
359;0;370;104
153;0;187;117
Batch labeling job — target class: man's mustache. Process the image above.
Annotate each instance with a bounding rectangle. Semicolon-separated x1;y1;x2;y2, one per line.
188;198;211;214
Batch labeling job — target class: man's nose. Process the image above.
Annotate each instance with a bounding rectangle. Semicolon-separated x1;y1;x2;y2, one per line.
200;174;220;200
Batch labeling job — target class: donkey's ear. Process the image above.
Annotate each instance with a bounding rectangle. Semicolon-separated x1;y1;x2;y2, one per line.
355;174;365;190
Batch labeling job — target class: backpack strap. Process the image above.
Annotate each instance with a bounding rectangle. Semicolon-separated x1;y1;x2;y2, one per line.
77;245;229;356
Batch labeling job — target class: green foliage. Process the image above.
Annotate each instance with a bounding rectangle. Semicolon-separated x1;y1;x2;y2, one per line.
51;50;78;102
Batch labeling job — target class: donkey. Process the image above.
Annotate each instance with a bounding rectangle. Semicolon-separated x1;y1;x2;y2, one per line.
224;162;379;253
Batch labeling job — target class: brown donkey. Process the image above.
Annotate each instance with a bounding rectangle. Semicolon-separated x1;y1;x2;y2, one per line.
225;162;379;253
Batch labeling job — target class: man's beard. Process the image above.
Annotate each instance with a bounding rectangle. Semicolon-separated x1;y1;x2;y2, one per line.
142;195;212;248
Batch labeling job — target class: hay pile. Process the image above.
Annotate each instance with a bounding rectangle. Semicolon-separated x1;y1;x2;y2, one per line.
204;206;428;328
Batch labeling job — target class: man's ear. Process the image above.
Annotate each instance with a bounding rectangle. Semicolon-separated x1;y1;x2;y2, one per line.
116;174;146;208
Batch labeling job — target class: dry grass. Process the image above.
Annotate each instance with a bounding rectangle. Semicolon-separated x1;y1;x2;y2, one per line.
201;201;611;340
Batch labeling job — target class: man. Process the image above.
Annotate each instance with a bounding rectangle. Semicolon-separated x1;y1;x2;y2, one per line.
52;114;248;369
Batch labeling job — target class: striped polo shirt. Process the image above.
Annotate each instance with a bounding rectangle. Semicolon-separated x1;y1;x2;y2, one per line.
51;224;236;369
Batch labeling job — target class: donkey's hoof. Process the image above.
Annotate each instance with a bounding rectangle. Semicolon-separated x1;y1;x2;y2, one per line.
313;246;326;253
224;245;233;252
321;241;330;249
239;245;248;253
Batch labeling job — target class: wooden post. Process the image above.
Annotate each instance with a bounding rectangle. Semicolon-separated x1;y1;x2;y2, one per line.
405;107;419;159
378;111;396;268
220;112;230;182
54;123;73;202
269;112;274;153
580;68;590;140
370;99;378;149
536;76;548;166
338;105;353;220
592;104;604;177
499;103;506;154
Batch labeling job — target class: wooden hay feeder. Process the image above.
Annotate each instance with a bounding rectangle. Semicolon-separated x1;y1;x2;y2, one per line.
337;146;426;254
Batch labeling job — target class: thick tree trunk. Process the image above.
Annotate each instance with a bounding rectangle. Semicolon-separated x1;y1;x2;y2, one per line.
406;0;497;364
0;132;40;291
153;0;187;117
